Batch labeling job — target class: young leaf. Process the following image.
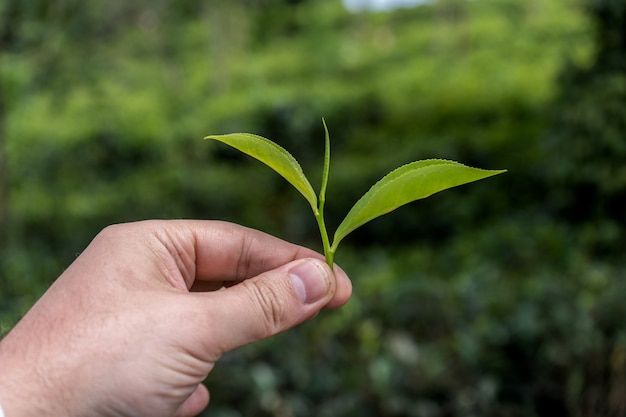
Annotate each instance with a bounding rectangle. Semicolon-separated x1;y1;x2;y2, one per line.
205;133;318;211
319;118;331;210
316;119;333;266
331;160;506;249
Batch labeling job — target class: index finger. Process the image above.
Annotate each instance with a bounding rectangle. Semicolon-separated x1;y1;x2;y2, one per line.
184;220;323;281
148;220;351;307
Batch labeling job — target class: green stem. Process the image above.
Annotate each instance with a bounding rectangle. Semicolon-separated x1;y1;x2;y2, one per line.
315;207;333;269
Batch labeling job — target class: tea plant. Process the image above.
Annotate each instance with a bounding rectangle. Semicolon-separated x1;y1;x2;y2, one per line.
205;120;506;268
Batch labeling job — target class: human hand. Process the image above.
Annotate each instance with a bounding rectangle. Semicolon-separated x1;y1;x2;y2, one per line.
0;220;352;417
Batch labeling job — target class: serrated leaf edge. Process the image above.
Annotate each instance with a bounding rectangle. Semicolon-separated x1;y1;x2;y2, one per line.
332;159;506;248
205;133;318;209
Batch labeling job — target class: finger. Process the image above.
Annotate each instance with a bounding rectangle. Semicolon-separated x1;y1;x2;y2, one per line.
173;384;209;417
189;220;324;282
93;220;352;305
325;264;352;309
193;258;339;357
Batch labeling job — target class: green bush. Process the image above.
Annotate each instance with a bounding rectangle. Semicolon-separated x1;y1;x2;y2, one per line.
2;0;625;416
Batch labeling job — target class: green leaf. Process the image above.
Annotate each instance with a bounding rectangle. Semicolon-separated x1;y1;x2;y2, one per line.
319;118;330;208
205;133;318;211
316;118;333;266
332;159;506;249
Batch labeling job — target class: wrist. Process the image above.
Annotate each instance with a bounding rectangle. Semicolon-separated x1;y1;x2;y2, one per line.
0;361;43;417
0;334;65;417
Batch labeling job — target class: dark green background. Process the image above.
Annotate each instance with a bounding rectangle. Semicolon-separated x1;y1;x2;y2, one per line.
1;0;625;415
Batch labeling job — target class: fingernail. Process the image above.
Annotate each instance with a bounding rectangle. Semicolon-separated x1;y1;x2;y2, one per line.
289;259;329;304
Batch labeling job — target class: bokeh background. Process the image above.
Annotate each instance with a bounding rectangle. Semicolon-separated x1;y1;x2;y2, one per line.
1;0;625;415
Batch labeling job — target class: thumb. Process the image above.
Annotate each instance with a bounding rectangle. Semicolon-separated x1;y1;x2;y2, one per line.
197;258;336;356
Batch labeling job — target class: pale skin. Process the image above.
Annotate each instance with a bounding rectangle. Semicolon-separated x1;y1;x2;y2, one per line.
0;220;352;417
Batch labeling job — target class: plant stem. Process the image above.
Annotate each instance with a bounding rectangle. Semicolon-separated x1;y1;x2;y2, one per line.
315;208;333;268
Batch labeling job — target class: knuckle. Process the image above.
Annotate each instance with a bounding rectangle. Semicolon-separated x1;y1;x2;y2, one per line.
243;279;290;336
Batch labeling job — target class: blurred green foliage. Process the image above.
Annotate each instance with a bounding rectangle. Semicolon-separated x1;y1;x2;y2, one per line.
1;0;625;415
